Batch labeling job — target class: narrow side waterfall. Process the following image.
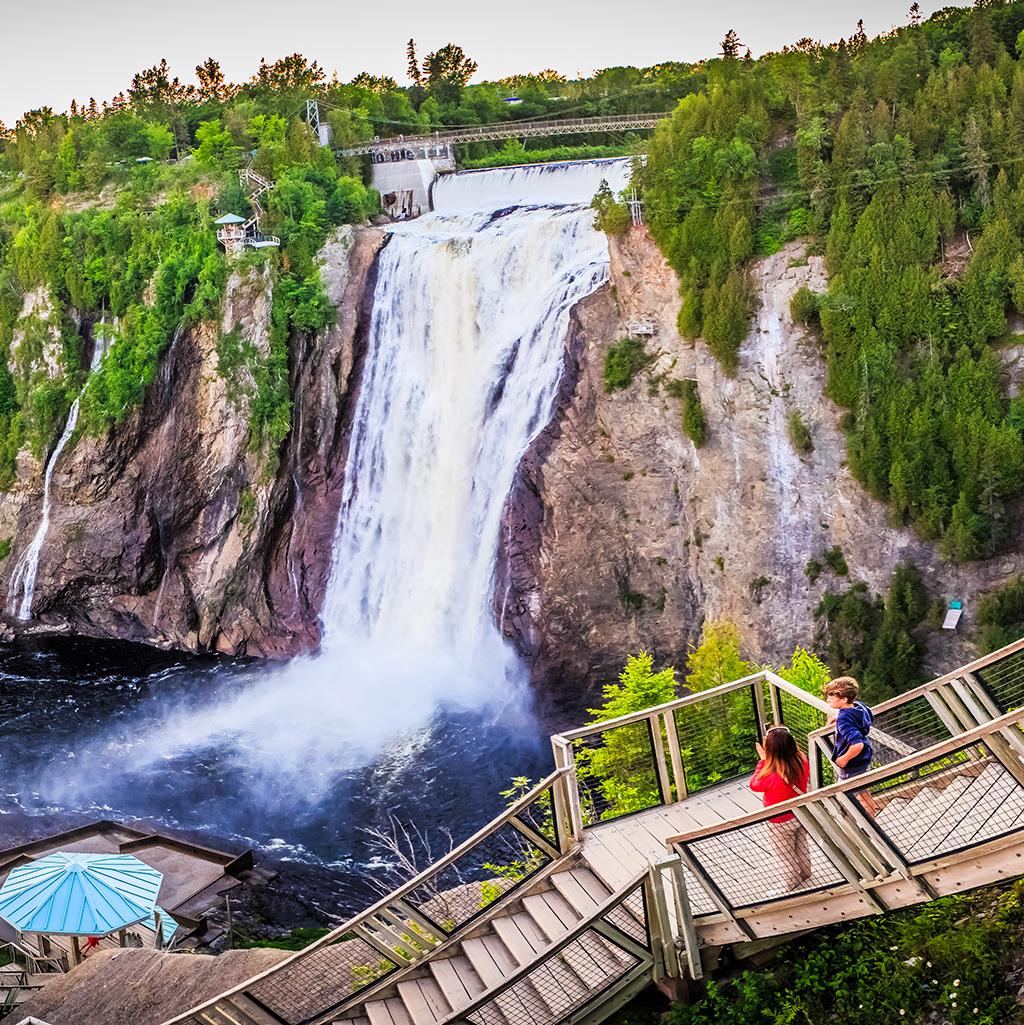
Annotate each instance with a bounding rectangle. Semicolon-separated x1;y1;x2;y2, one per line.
58;160;631;819
8;325;113;621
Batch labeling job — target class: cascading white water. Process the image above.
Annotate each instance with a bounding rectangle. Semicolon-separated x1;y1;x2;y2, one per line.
8;324;114;621
100;160;632;794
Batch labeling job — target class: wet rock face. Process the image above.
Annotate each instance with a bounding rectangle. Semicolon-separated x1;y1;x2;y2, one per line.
500;232;1024;701
0;226;385;656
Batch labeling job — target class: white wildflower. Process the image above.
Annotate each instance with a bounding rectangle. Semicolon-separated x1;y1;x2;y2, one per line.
954;979;961;987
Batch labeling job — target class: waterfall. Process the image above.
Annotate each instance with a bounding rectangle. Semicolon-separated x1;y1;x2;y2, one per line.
8;324;113;621
103;160;632;793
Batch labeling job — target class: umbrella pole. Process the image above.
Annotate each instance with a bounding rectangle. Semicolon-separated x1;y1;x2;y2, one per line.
71;935;81;966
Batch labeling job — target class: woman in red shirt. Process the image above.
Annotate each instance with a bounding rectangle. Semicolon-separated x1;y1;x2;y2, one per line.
750;725;812;892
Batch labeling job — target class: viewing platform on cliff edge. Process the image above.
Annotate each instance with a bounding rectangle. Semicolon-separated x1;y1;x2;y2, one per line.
115;637;1024;1025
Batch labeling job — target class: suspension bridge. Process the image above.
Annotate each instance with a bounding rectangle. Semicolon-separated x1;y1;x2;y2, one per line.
336;112;672;161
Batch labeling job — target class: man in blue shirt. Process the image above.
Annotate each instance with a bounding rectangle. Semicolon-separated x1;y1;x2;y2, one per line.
824;676;878;817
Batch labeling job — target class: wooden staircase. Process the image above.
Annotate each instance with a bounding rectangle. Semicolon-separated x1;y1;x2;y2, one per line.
163;639;1024;1025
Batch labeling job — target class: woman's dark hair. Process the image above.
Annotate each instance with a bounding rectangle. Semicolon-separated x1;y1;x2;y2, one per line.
756;726;807;790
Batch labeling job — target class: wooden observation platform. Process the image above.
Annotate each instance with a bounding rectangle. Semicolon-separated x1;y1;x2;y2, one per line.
133;638;1024;1025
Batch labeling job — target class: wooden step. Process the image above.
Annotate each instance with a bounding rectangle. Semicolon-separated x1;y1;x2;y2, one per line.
491;914;589;1016
365;996;415;1025
395;976;452;1025
428;955;487;1016
522;887;633;987
521;890;582;942
461;934;548;1024
550;868;612;917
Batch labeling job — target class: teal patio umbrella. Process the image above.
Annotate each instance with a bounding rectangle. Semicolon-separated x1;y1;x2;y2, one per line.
0;852;163;946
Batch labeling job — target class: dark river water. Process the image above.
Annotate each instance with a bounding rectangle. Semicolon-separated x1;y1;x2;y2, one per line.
0;637;561;917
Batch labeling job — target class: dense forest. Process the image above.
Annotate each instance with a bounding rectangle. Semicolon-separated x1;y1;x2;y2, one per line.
636;2;1024;564
0;48;701;485
6;8;1024;586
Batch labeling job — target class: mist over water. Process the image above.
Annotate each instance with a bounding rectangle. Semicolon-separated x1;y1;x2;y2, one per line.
2;161;628;889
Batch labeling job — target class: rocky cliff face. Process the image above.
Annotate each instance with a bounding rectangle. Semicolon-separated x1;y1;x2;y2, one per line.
0;226;384;656
499;231;1024;698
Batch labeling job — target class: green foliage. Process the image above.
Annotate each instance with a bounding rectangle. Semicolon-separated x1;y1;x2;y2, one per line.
603;337;651;392
977;576;1024;654
678;378;706;447
667;883;1024;1025
591;179;631;235
815;563;929;701
636;11;1024;553
0;537;12;560
787;408;813;454
686;621;754;692
822;544;848;576
463;144;632;169
576;652;679;820
789;285;820;324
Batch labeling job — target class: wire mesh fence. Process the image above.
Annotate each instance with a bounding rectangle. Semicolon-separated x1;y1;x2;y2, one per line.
870;694;953;766
673;686;760;794
775;687;828;750
975;648;1024;713
462;886;650;1025
405;817;557;932
851;741;1024;864
572;719;664;824
682;815;846;909
246;935;401;1024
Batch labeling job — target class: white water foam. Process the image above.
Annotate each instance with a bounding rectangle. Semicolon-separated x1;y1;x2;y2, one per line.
76;161;630;800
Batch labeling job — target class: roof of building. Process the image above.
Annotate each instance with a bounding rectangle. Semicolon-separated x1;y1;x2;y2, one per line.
0;852;162;936
214;213;246;225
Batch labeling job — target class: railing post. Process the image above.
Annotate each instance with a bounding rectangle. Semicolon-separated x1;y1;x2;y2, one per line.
551;738;583;847
650;713;672;807
752;675;769;735
767;677;783;726
667;857;703;980
662;709;687;802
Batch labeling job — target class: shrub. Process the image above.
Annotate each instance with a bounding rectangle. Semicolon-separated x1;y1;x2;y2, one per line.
679;379;707;446
787;408;813;454
603;337;651;392
822;544;848;576
977;576;1024;653
790;285;820;324
591;179;631;235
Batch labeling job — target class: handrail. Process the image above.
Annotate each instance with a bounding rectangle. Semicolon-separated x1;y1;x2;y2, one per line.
340;112;673;155
806;636;1024;746
665;702;1024;846
432;867;651;1025
160;767;571;1025
553;670;827;743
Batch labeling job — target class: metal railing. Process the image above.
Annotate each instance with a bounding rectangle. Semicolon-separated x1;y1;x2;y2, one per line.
806;637;1024;788
339;113;672;157
163;770;572;1025
433;868;659;1025
665;700;1024;967
551;670;831;832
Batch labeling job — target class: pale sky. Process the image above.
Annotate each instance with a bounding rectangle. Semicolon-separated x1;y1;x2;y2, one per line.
1;0;956;126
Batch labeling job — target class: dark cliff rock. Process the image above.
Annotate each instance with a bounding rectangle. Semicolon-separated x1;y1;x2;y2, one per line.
0;226;385;656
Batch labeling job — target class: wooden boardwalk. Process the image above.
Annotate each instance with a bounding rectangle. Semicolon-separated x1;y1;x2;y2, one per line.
160;640;1024;1025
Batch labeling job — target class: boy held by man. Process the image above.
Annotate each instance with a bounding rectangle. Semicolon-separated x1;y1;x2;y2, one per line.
823;676;878;817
